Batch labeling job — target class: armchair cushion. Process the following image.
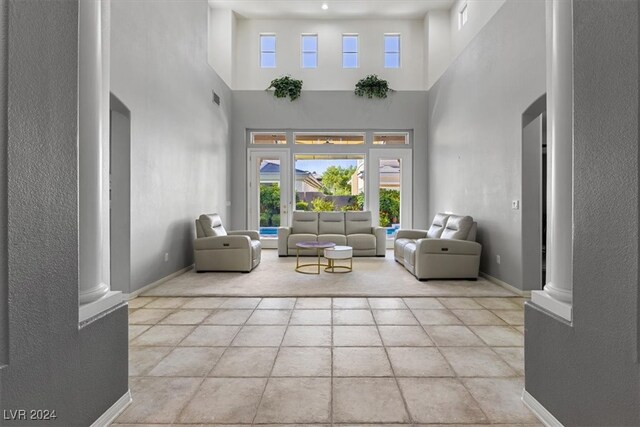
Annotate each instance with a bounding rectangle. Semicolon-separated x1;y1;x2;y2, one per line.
194;235;251;250
345;211;372;235
199;213;227;237
417;238;481;256
441;215;474;240
228;230;260;241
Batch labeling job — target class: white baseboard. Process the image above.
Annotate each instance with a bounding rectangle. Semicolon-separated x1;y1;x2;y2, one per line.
522;389;564;427
123;265;193;300
480;272;531;297
90;389;131;427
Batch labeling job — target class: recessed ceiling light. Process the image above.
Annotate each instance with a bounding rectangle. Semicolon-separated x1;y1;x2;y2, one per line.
321;3;329;10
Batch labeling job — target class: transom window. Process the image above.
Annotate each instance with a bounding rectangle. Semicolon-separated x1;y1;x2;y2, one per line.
384;34;400;68
342;34;359;68
251;132;287;145
373;132;409;145
260;34;276;68
295;133;365;145
301;34;318;69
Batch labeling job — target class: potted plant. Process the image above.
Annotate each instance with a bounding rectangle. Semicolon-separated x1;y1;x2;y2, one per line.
354;74;392;99
266;75;303;101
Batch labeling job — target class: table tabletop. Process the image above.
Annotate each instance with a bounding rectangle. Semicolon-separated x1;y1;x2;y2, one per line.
296;241;336;249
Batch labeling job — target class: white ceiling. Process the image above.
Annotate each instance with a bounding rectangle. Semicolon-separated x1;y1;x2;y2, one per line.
208;0;456;20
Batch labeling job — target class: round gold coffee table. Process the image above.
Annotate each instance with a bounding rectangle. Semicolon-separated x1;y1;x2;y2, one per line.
295;241;336;274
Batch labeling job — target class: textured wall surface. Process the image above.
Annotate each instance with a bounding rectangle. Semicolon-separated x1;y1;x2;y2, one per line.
525;0;640;424
0;1;128;425
427;0;546;290
111;0;232;293
230;90;429;231
0;0;8;367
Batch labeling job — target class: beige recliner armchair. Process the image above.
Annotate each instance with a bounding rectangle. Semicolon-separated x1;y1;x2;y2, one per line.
194;214;261;272
394;213;481;280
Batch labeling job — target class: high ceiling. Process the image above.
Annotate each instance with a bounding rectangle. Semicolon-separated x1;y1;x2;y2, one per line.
208;0;456;20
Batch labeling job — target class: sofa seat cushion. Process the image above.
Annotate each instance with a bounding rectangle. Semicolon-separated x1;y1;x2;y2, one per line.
347;234;376;250
394;238;415;260
318;234;347;246
403;242;417;266
288;233;318;249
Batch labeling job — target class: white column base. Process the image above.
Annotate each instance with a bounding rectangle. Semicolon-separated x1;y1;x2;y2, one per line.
522;389;564;427
90;389;131;427
531;289;572;322
79;290;123;323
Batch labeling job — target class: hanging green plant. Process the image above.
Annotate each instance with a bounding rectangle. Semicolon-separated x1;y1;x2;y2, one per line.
266;75;303;101
354;75;392;99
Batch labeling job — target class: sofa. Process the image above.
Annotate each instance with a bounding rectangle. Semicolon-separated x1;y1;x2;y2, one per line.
394;213;481;280
194;213;261;272
278;211;386;257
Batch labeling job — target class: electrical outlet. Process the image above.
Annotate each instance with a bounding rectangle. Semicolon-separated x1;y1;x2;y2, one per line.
164;253;169;262
512;200;520;210
496;254;501;264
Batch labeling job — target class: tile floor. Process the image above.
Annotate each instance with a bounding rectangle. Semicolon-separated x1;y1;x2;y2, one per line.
115;296;539;426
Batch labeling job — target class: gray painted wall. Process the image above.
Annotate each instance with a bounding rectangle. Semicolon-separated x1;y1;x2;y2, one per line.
0;1;128;425
427;0;546;290
230;91;429;231
525;0;640;425
0;0;8;367
111;0;232;293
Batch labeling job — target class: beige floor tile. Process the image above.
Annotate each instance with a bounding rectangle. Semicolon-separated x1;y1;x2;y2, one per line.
372;309;419;325
333;378;409;423
128;296;156;309
131;325;195;346
470;326;524;347
231;325;286;346
257;297;296;309
148;347;224;377
129;324;151;341
159;309;212;325
333;347;392;377
438;297;484;310
333;326;382;346
368;297;407;309
333;297;370;309
218;297;261;309
272;347;331;376
413;309;462;325
387;347;453;377
378;325;434;346
290;309;332;325
129;309;173;325
255;378;331;423
182;297;227;309
439;347;516;377
178;378;267;424
492;309;525;325
463;377;538;423
403;298;446;309
423;326;485;347
451;309;507;326
295;297;332;309
246;309;291;325
398;378;487;424
116;377;201;424
515;325;525;334
493;347;525;375
474;297;521;310
333;309;375;325
180;325;240;347
203;309;253;325
145;297;191;309
281;326;332;346
129;346;172;376
210;347;278;377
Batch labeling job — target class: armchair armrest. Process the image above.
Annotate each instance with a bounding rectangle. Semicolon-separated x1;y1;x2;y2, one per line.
228;230;260;241
277;227;292;257
416;238;482;256
395;229;428;240
373;227;387;256
194;235;251;250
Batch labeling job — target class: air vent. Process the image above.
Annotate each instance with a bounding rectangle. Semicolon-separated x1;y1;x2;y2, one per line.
212;90;221;106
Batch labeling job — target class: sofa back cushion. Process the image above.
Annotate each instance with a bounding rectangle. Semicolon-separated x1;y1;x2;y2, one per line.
199;213;227;237
292;211;319;235
345;211;372;235
441;215;473;240
427;213;450;238
319;212;345;235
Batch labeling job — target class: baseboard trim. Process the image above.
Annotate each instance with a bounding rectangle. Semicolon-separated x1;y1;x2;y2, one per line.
124;265;193;300
480;272;531;297
522;389;563;427
90;389;131;427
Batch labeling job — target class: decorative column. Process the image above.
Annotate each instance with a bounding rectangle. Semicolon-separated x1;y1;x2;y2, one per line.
78;0;109;306
532;0;573;322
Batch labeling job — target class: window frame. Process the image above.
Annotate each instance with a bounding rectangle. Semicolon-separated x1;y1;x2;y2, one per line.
383;33;401;69
342;33;359;69
300;33;319;69
260;33;277;68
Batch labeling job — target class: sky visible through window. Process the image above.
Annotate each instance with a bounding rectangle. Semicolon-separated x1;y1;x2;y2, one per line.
296;159;358;175
302;35;318;68
384;34;400;68
342;35;358;68
260;35;276;68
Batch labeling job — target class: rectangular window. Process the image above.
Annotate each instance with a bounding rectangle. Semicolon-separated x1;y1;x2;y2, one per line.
458;4;468;30
342;34;359;68
251;132;287;145
384;34;400;68
301;34;318;68
373;133;409;145
260;34;276;68
295;133;365;145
